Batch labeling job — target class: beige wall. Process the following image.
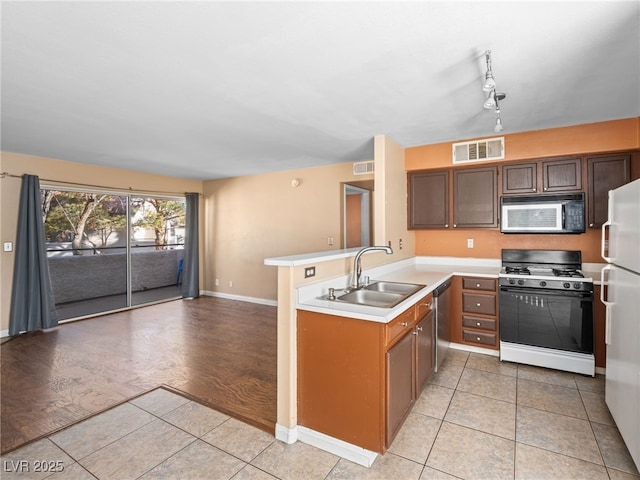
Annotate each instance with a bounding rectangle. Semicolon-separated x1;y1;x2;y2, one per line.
0;151;203;333
202;162;374;300
374;134;415;257
275;135;411;431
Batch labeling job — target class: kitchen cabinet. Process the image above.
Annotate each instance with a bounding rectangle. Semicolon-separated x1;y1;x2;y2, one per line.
587;154;630;228
386;328;414;446
297;293;434;453
501;158;582;194
408;170;449;229
541;157;582;192
453;166;498;228
502;162;537;194
450;276;499;350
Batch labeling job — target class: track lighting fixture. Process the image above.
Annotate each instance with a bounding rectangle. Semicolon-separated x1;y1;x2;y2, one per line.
482;50;506;132
495;108;504;133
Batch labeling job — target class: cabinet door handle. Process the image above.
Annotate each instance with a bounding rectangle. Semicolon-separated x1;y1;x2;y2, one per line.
417;326;423;332
476;283;481;287
401;322;409;327
424;302;432;309
476;303;481;307
476;336;481;341
476;322;481;326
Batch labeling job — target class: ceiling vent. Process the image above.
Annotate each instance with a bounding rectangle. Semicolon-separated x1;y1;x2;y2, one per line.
452;137;504;164
353;160;375;175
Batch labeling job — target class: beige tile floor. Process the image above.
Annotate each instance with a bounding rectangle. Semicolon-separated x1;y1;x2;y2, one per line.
2;350;639;480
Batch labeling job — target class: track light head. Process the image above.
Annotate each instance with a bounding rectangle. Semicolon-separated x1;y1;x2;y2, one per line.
481;50;507;132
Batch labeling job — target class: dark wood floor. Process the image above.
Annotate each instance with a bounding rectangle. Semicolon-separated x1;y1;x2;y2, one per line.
0;297;277;454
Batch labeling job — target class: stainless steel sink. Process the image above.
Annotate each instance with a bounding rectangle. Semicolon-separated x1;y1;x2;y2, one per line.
336;289;405;308
320;281;426;308
363;281;424;295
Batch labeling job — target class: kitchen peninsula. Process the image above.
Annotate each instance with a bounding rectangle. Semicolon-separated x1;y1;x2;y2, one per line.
266;250;501;466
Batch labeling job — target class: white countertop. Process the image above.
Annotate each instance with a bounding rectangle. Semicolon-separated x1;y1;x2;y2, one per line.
296;257;501;323
264;248;363;266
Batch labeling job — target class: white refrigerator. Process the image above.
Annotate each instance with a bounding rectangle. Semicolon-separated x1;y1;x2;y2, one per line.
601;178;640;470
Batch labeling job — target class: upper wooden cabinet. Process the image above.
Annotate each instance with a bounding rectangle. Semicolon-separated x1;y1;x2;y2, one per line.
408;170;449;229
502;162;537;194
407;151;636;230
587;154;631;228
453;166;498;228
502;157;582;194
541;157;582;192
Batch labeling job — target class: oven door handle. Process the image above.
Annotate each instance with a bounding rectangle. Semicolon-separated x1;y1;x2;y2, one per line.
500;287;592;298
600;265;613;345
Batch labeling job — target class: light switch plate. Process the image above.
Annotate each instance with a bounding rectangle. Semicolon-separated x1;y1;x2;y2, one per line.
3;242;13;252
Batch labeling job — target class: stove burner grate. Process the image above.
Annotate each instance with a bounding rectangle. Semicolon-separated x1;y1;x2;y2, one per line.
505;266;531;275
552;268;584;278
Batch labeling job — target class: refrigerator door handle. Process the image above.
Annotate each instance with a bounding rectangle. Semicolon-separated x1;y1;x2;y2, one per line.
601;219;612;262
600;265;613;345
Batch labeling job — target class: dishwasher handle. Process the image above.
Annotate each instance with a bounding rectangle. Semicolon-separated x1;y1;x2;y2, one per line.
433;278;452;297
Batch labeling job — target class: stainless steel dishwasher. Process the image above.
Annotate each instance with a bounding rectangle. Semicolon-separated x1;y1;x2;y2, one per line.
433;279;451;371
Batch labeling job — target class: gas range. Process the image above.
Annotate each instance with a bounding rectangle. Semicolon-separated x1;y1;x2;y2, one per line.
498;249;595;376
498;249;593;292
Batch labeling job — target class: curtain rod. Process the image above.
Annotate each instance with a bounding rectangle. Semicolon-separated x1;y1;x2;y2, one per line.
0;172;202;197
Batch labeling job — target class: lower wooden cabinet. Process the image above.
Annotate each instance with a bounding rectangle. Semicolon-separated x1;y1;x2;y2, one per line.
386;330;414;447
297;293;434;454
450;275;499;350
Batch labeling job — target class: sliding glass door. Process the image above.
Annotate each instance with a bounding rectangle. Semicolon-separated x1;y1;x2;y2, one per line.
130;196;186;307
42;188;185;321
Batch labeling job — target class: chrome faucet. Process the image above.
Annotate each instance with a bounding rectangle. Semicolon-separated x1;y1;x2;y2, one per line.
352;245;393;289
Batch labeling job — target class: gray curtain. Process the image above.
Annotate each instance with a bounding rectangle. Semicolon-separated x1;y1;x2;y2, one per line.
9;175;58;335
181;192;200;298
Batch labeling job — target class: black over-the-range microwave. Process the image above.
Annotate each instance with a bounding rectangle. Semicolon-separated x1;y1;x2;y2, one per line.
500;192;586;234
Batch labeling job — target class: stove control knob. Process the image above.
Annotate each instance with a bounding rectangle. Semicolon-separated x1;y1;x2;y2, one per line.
509;278;516;285
517;279;525;286
573;282;582;289
540;281;547;287
563;282;571;289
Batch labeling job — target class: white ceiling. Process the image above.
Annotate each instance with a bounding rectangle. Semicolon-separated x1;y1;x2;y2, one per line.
2;1;639;180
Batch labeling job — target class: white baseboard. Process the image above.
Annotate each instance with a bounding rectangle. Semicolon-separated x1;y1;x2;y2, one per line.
201;290;277;307
449;342;500;357
275;423;298;444
1;329;9;339
297;426;378;467
274;424;377;467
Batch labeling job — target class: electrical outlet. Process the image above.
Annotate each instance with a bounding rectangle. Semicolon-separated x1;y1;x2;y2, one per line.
229;281;233;287
304;266;316;278
399;238;403;250
215;278;220;286
467;238;474;248
3;242;13;252
327;236;334;246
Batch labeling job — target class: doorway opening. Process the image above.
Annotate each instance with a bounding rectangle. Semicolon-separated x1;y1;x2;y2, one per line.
343;182;373;248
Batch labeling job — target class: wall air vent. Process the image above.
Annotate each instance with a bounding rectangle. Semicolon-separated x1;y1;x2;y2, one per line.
353;160;375;175
452;137;504;164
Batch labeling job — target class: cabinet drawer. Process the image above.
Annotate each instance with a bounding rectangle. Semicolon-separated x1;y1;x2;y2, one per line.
463;330;497;346
386;306;415;346
462;293;496;316
415;293;433;321
462;277;496;292
462;315;496;331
